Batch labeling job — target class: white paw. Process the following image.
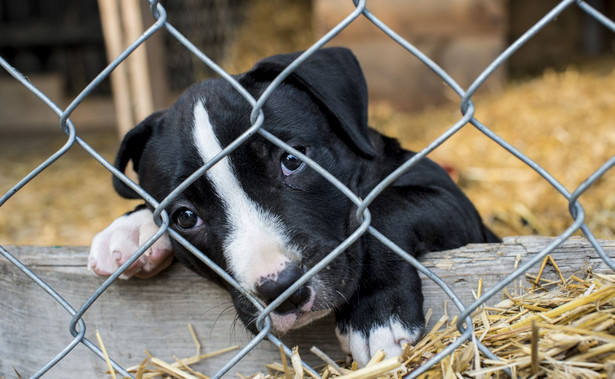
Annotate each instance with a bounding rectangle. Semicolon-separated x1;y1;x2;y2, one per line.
88;208;173;279
336;317;422;367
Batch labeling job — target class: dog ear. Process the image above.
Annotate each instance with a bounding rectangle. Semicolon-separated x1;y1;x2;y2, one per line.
246;47;377;158
113;110;166;199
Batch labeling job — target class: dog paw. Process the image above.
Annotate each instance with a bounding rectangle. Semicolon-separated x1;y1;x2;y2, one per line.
88;207;173;279
336;317;423;367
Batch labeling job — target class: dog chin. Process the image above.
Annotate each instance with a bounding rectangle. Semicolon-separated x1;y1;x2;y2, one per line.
268;288;331;333
270;308;331;334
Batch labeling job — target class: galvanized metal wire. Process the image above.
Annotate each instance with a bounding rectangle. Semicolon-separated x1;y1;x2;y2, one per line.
1;1;614;378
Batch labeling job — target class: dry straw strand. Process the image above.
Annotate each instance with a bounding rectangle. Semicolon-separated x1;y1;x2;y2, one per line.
96;329;117;379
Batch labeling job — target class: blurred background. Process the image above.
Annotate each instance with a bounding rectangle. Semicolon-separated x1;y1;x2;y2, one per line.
0;0;614;246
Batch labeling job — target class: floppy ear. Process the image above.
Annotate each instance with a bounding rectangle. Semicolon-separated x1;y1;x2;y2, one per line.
113;110;166;199
245;47;377;158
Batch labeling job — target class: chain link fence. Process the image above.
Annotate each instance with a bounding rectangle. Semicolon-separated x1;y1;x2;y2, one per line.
1;0;615;378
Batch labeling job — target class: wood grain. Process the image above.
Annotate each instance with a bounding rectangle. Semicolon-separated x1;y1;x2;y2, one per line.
1;236;614;377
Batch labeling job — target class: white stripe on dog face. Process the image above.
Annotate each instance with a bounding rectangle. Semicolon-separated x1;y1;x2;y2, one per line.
192;100;298;292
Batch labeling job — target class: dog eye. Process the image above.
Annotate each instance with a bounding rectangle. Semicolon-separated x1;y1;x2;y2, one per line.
281;147;306;176
172;208;203;230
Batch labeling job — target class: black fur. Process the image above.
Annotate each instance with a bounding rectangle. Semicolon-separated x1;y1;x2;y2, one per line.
112;47;499;345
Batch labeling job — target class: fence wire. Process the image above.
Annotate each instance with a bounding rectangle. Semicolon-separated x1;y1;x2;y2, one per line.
1;0;615;378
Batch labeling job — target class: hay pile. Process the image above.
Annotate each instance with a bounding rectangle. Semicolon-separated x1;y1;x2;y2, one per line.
370;61;615;240
108;256;614;378
0;131;139;245
402;266;615;378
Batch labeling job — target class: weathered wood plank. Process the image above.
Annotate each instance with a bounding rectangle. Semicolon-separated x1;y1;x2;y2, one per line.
1;236;614;378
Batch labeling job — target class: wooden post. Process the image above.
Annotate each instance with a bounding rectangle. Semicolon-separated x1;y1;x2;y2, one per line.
121;0;155;123
97;0;160;137
97;0;133;137
97;0;166;184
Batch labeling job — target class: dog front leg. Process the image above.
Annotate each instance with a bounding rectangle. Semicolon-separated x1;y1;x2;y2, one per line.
88;205;173;279
334;266;425;366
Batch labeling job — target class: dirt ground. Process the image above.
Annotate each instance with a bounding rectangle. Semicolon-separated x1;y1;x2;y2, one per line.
1;62;614;247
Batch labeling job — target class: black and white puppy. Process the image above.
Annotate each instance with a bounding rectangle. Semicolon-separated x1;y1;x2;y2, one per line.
89;47;499;366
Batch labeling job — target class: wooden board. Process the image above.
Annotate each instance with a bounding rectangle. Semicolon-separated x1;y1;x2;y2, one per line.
1;236;614;378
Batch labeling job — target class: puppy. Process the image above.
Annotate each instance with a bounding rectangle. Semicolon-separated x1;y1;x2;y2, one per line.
89;47;499;366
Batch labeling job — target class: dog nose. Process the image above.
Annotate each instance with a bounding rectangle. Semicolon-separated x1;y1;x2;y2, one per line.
256;264;310;314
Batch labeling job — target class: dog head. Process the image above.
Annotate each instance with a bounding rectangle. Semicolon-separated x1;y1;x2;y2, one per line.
113;47;382;333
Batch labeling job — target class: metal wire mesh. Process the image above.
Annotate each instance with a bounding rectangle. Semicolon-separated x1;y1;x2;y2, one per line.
1;0;615;378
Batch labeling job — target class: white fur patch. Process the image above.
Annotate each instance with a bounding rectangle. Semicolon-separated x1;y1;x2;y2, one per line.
88;208;173;279
191;101;299;292
335;326;351;356
338;317;422;367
